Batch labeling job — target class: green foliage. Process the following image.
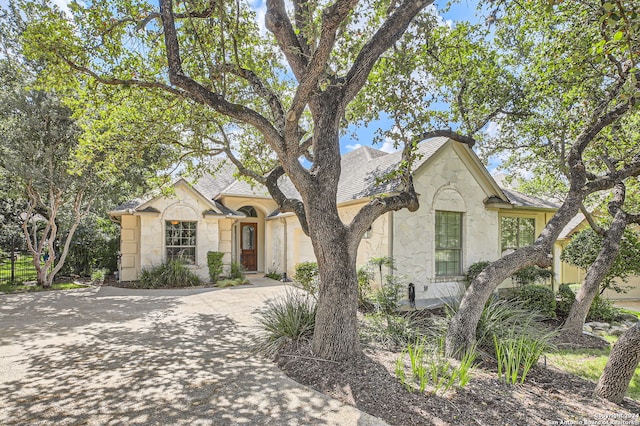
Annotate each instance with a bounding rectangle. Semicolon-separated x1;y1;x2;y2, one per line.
514;284;556;318
228;261;245;280
395;338;477;395
0;281;86;293
253;289;317;357
373;275;404;315
555;284;621;322
206;251;224;283
293;261;319;296
465;261;491;285
556;284;577;317
137;260;201;289
215;277;250;288
357;266;374;311
494;334;547;384
264;270;282;281
60;216;120;276
359;311;429;350
368;256;395;287
90;268;106;283
512;266;554;287
587;296;620;323
561;228;640;293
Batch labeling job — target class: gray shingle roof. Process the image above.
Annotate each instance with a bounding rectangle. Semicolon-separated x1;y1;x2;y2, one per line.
558;213;586;240
501;188;560;210
114;138;558;215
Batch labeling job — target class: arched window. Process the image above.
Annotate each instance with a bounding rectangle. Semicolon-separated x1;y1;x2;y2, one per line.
238;206;257;217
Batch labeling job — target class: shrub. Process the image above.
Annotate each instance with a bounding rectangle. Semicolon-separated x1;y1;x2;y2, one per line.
373;275;404;315
253;289;317;356
357;266;374;311
293;261;319;296
556;284;576;317
512;266;554;287
90;268;107;283
494;334;547;384
359;311;429;350
587;295;620;322
465;261;491;285
265;270;282;280
514;284;556;318
216;277;250;288
476;297;555;351
207;251;225;283
555;284;621;322
137;260;201;288
229;261;245;280
395;338;477;395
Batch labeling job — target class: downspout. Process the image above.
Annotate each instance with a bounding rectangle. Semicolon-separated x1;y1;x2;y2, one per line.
388;211;394;276
280;217;288;275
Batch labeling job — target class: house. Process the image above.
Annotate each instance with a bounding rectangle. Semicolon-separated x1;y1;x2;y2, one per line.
109;137;565;302
554;213;640;300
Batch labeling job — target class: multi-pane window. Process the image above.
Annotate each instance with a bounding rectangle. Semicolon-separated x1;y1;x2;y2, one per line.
166;221;196;264
435;211;463;276
501;217;535;252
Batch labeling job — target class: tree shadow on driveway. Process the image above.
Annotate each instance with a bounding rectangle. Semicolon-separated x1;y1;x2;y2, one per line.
0;288;383;425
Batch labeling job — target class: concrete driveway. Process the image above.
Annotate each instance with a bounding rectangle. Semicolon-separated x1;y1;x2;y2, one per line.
0;279;386;425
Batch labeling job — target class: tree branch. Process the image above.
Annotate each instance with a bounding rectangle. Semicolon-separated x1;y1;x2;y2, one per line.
580;203;605;236
159;0;284;150
338;0;434;112
585;156;640;194
264;166;309;235
265;0;309;80
419;129;476;148
287;0;358;126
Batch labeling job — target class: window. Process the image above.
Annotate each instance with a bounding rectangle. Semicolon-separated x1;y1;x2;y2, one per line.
166;221;196;264
501;217;535;252
435;211;462;276
238;206;257;217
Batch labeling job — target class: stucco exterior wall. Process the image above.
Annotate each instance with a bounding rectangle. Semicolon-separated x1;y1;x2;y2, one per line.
126;182;223;281
119;214;140;281
392;145;500;300
218;196;277;273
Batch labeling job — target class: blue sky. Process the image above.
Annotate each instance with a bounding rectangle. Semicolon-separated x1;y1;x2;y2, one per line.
2;0;495;168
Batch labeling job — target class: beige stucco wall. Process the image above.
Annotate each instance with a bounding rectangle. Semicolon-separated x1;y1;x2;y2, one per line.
119;214;140;281
218;196;277;273
556;239;640;300
391;144;501;300
120;181;223;281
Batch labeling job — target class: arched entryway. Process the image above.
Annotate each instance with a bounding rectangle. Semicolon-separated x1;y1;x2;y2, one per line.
237;206;262;272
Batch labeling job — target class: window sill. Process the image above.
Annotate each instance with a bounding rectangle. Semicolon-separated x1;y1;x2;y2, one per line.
433;275;465;283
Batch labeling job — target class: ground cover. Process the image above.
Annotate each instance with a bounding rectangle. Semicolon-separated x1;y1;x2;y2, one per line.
0;282;87;294
267;299;640;425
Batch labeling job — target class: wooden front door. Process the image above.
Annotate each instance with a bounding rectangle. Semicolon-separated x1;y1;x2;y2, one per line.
240;222;257;271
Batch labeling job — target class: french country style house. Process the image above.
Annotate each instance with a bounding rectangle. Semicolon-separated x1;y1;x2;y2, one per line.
109;137;639;301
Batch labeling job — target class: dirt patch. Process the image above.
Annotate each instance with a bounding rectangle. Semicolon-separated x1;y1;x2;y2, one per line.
275;340;640;426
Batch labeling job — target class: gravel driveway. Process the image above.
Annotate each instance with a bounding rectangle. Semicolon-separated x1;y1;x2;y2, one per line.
0;280;385;425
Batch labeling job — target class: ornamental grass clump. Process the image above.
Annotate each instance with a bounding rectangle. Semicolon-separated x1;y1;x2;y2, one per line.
253;288;317;357
136;260;201;288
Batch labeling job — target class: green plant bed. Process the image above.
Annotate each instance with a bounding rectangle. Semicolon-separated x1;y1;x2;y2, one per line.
264;272;282;281
546;345;640;401
215;278;251;288
0;282;87;294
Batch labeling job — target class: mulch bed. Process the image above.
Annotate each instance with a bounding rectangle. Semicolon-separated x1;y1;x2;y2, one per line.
275;339;640;425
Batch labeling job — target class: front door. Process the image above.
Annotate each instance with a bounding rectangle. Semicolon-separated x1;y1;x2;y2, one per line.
240;222;257;271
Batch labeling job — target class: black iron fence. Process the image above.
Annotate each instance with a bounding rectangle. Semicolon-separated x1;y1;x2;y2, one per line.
0;253;38;285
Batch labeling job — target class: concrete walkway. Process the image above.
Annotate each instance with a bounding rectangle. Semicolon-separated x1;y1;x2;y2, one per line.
0;278;386;425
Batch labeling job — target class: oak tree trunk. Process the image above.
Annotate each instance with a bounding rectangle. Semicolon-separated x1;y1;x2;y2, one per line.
594;322;640;404
312;243;360;360
561;210;626;336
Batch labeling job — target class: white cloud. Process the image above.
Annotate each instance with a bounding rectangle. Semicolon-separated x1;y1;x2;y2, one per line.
251;0;268;36
346;143;362;151
484;121;501;138
379;140;397;153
